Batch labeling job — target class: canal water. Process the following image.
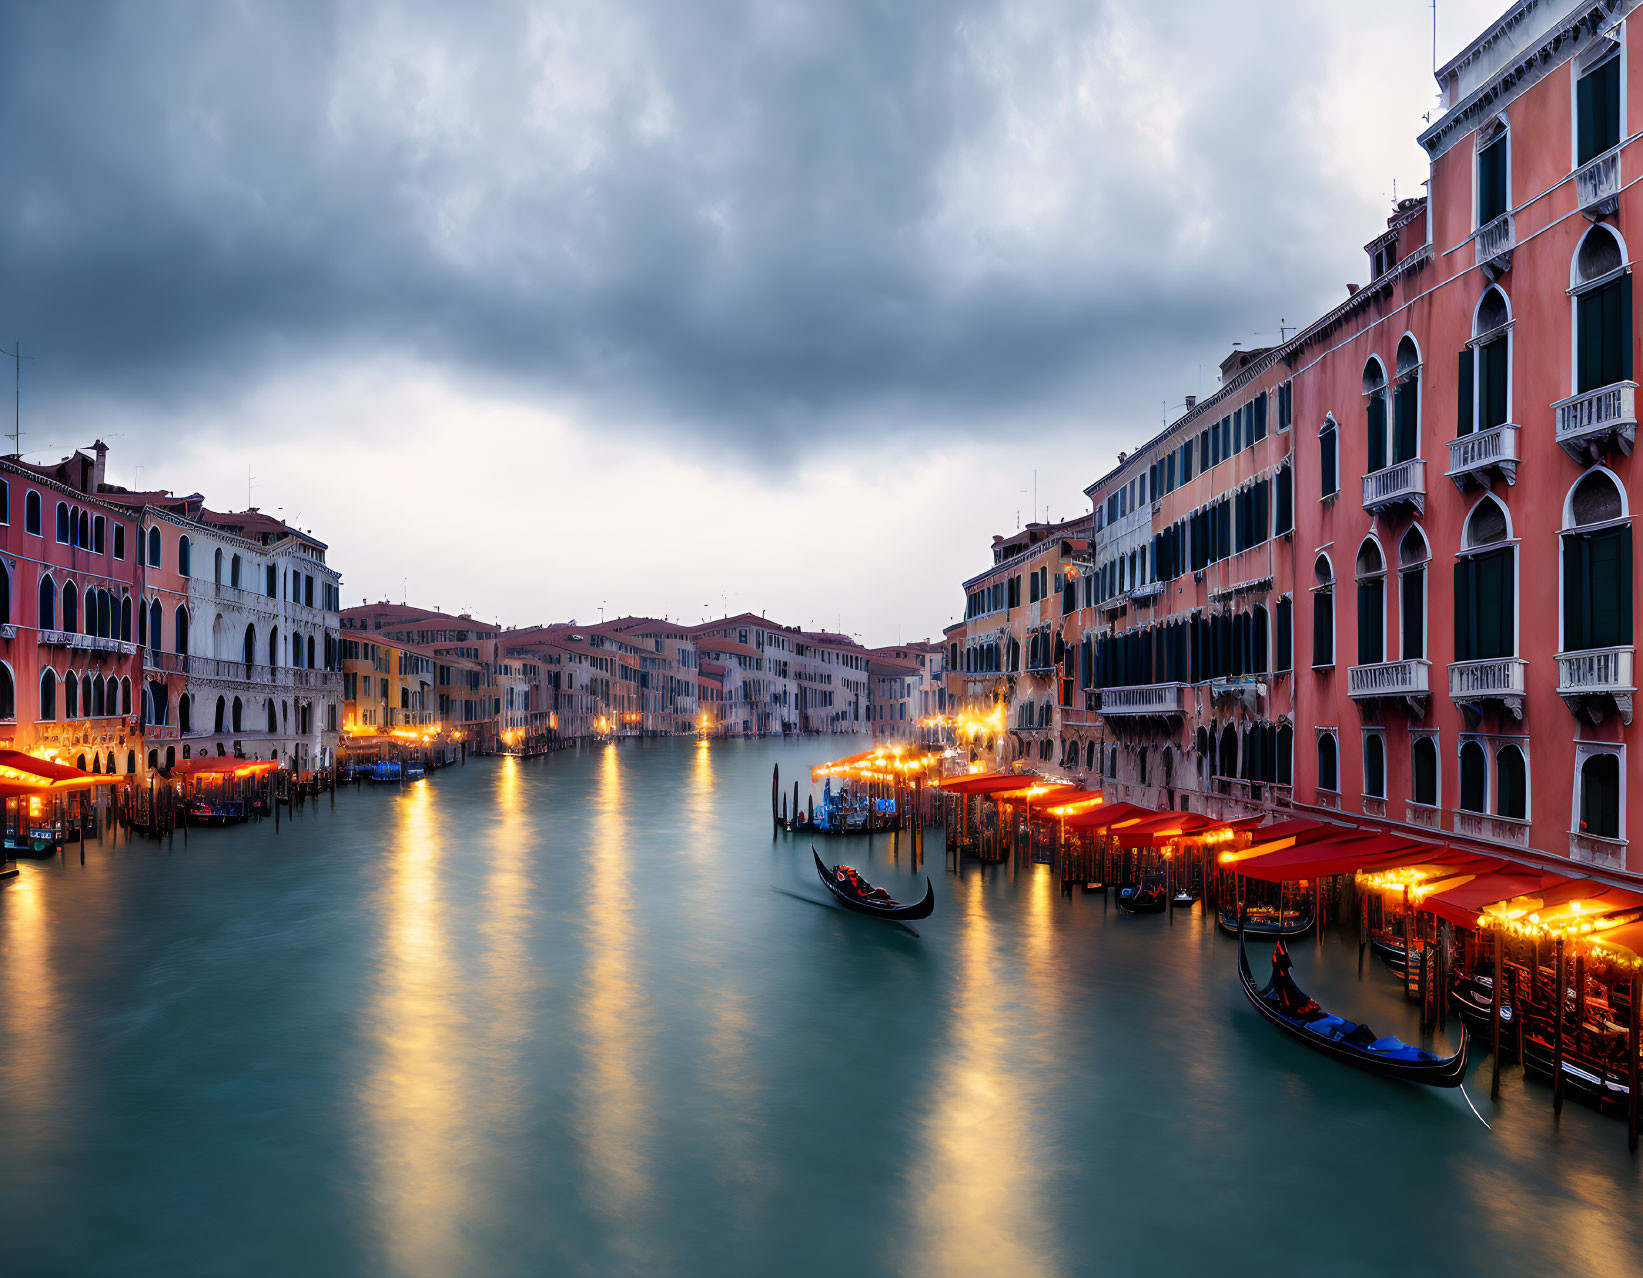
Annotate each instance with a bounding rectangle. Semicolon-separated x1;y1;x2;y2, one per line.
2;737;1640;1277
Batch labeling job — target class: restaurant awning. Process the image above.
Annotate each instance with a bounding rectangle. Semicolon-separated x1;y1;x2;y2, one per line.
1229;833;1451;882
171;758;278;777
0;750;119;791
1064;802;1155;832
1418;869;1554;928
939;774;1040;796
1039;789;1106;816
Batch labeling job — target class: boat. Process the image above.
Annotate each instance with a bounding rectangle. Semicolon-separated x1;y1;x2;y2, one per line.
1216;905;1314;939
1449;971;1515;1037
1117;875;1167;913
1172;890;1197;908
1369;928;1410;973
1237;920;1468;1087
812;847;934;921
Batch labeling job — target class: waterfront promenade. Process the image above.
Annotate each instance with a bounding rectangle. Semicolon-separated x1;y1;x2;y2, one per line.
2;737;1639;1276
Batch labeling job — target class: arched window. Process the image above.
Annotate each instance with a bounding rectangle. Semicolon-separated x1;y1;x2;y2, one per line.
1463;287;1511;436
147;526;161;568
65;671;78;718
1399;528;1429;660
1392;336;1419;463
80;674;91;718
1276;723;1293;786
230;553;241;587
1572;225;1630;394
1460;740;1488;813
0;664;12;720
148;598;163;652
92;676;104;717
37;573;54;630
1218;726;1237;780
1355;539;1385;665
174;604;189;656
1496;744;1527;820
1319;415;1338;497
1312;555;1334;668
1251;604;1269;675
1561;469;1631;652
120;594;131;642
1579;751;1621;838
232;696;243;732
306;635;316;668
178;694;191;734
93;515;104;555
0;561;9;626
24;490;40;536
178;535;191;577
266;698;277;733
39;669;56;721
1455;498;1515;660
1363;358;1388;474
243;623;257;669
54;501;68;543
121;677;132;716
97;589;110;638
269;627;279;667
214;695;227;734
1412;735;1438;807
214;548;223;585
1477;116;1508;225
78;510;89;549
1317;732;1338;792
1364;733;1386;799
63;581;80;634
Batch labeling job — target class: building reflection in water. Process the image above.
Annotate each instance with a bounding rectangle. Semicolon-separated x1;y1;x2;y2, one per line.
576;744;653;1235
480;757;534;1133
362;779;470;1278
905;868;1056;1275
0;872;64;1166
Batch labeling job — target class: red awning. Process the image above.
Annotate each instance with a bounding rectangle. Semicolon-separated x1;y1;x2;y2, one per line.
1590;918;1643;960
1231;833;1451;882
172;758;279;777
1419;868;1551;928
1247;818;1351;847
1039;789;1107;815
940;774;1041;796
1064;802;1155;832
0;750;119;790
0;749;99;782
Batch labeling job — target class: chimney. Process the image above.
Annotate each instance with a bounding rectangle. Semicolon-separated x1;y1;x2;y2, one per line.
92;440;108;491
1184;395;1197;411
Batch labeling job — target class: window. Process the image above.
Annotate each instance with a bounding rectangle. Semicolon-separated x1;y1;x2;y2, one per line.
1496;744;1527;821
1478;127;1508;224
1577;748;1622;838
1454;498;1515;661
1399;528;1429;660
231;554;241;588
148;526;162;568
1363;732;1386;799
148;598;162;652
1562;469;1631;652
39;670;56;721
55;501;68;544
178;536;191;577
1312;555;1334;668
1274;464;1293;535
37;573;54;630
62;581;77;633
1412;735;1439;807
1317;732;1338;792
120;595;131;642
175;605;189;656
1392;337;1419;464
1355;539;1385;666
1363;359;1388;474
1319;416;1338;497
1460;740;1488;813
1460;287;1511;438
24;490;40;536
93;515;104;554
0;664;12;720
1275;597;1293;672
1572;226;1630;394
1576;50;1621;167
113;523;125;560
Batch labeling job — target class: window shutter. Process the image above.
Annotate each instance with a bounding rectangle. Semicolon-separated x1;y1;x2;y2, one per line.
1622;270;1633;382
1401;567;1424;659
1602;56;1621;154
1276;598;1292;672
1578;69;1596;165
1457;348;1474;436
1357;578;1383;665
1366;395;1386;472
1481;339;1508;430
1454;559;1472;661
1313;592;1332;666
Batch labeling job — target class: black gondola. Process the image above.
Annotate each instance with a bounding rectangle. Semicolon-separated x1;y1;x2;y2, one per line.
1449;971;1515;1037
813;847;934;921
1217;907;1314;939
1237;920;1468;1087
1117;875;1167;913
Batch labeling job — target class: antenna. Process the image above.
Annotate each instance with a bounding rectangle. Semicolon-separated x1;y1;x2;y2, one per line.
247;464;257;508
0;341;35;457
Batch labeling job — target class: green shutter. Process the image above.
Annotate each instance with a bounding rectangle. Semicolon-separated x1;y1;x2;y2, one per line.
1457;348;1474;436
1367;395;1386;472
1602;57;1622;155
1454;559;1471;660
1578;69;1596;165
1481;339;1508;430
1565;535;1587;652
1622;270;1633;382
1579;287;1604;394
1358;579;1383;665
1401;567;1424;659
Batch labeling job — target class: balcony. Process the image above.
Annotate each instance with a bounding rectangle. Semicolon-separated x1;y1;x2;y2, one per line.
1452;809;1531;849
1129;582;1164;604
1406;803;1441;830
1361;458;1425;517
1448;656;1527;719
1552;381;1637;465
1209;675;1265;711
1556;645;1634;725
1575;147;1621;219
1570;832;1627;872
1473;212;1514;280
1347;658;1430;712
1446;423;1519;490
40;631;139;657
1097;683;1185;717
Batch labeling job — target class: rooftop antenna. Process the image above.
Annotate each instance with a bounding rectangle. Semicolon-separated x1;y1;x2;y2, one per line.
247;464;257;508
0;341;35;457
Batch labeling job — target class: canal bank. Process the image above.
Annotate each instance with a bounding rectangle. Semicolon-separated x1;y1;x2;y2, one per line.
1;736;1640;1276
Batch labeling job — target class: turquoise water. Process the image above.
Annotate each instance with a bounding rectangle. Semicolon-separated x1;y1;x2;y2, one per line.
1;737;1640;1276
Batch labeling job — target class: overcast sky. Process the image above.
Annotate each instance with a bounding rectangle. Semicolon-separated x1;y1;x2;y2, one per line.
2;0;1504;644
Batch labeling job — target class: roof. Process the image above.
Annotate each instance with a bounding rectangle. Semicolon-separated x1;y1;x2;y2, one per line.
697;637;760;658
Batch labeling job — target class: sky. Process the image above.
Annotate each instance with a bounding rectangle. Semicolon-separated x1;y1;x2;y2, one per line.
1;0;1506;645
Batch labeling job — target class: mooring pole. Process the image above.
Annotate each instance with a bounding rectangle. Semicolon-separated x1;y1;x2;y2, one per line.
1490;927;1503;1100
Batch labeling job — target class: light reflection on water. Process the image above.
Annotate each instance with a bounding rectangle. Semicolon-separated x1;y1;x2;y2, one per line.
0;738;1640;1277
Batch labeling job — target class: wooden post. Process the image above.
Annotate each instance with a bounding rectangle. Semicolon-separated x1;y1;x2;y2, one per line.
1316;877;1324;950
1438;922;1450;1032
1554;936;1566;1117
1490;927;1503;1100
1358;882;1368;977
1629;968;1639;1153
1402;885;1413;997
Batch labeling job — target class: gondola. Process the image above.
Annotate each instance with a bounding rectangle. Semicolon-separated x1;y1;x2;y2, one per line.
1216;906;1314;939
1172;890;1197;908
1116;875;1167;913
1449;971;1515;1037
1369;929;1410;974
813;847;934;921
1237;919;1468;1087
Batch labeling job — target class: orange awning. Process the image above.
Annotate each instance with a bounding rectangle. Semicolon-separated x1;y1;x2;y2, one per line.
0;750;118;790
1419;869;1556;928
1064;802;1155;831
940;774;1040;796
172;758;278;777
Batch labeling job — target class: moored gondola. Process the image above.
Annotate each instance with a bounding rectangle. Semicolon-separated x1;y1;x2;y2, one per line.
1116;874;1167;913
1237;919;1468;1087
1217;906;1314;939
812;847;934;921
